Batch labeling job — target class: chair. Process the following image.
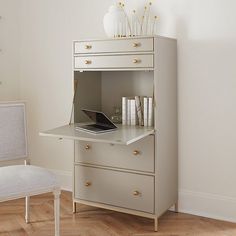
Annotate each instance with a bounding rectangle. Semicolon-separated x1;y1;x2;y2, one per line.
0;102;61;236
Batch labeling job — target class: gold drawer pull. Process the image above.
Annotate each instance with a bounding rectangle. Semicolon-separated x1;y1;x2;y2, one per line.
85;144;91;150
133;58;141;64
133;42;141;48
133;190;140;196
85;182;92;187
133;150;140;155
85;44;92;49
85;60;92;65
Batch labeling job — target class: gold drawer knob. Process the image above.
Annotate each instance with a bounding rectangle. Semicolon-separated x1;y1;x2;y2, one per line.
133;42;140;48
133;150;140;155
133;190;140;196
85;181;92;187
133;58;141;64
85;60;92;65
85;144;91;150
85;44;92;49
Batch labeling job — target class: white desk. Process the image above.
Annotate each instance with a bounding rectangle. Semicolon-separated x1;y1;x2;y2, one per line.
40;36;178;232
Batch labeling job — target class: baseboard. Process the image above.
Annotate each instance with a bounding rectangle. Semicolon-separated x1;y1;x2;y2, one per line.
176;189;236;223
49;169;72;192
48;170;236;223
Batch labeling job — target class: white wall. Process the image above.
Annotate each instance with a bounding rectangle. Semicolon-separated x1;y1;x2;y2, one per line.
0;0;20;100
149;0;236;222
5;0;236;222
18;0;108;189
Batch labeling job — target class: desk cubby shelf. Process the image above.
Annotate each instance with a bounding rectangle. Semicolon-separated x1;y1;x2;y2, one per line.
40;36;178;231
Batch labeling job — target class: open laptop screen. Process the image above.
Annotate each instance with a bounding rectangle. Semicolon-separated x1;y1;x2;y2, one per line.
82;109;117;128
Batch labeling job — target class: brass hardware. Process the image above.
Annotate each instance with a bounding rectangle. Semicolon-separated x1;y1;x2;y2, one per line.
133;150;140;155
133;190;140;196
133;58;141;64
85;45;92;49
133;42;140;48
85;60;92;65
85;182;91;187
85;144;91;150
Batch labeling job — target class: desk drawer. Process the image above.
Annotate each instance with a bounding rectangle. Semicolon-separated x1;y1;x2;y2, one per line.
74;54;153;69
74;38;153;54
74;165;154;213
75;135;154;172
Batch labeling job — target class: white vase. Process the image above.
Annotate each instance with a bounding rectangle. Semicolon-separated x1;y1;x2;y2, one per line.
103;5;126;38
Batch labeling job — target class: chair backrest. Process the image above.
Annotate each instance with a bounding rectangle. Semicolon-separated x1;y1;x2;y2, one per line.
0;102;27;162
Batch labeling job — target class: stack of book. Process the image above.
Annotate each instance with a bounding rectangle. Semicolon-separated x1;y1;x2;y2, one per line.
122;96;153;127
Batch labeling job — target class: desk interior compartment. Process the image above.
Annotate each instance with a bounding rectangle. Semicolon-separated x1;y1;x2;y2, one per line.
74;70;154;125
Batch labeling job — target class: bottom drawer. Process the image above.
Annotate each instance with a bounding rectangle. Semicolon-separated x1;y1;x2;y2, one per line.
74;165;154;213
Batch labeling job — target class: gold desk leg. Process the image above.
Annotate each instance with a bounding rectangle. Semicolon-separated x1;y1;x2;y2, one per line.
73;201;77;213
174;202;179;213
154;217;158;231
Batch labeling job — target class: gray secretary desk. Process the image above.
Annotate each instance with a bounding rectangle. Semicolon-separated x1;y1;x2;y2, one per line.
40;36;178;231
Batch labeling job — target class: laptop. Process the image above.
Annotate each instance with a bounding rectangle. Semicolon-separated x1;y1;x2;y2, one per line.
75;109;118;134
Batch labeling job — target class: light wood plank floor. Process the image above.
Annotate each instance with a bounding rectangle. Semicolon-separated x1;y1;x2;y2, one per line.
0;191;236;236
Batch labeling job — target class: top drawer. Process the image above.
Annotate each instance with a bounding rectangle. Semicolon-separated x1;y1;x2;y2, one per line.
74;38;154;54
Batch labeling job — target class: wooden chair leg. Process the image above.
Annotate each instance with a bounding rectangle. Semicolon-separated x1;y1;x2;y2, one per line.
54;190;61;236
25;196;30;223
24;160;30;223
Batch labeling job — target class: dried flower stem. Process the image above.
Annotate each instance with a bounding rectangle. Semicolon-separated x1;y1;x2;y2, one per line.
152;16;158;35
140;6;147;35
132;10;141;36
146;2;152;35
118;2;131;36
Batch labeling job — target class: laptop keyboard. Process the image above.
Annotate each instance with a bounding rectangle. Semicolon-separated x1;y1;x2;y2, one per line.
83;124;112;131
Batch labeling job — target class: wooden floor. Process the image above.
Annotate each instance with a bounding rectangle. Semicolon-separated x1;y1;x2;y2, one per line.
0;191;236;236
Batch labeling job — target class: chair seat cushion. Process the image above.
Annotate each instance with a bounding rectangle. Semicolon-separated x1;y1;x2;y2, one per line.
0;165;60;202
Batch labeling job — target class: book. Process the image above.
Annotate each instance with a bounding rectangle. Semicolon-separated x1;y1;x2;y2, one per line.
122;96;152;126
143;97;148;127
122;97;128;125
148;97;153;127
127;99;131;125
130;99;137;125
135;96;143;126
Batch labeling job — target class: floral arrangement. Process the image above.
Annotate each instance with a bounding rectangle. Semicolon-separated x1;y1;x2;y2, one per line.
103;1;158;38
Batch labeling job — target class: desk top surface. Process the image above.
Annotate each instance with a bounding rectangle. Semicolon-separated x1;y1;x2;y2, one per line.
39;124;154;145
